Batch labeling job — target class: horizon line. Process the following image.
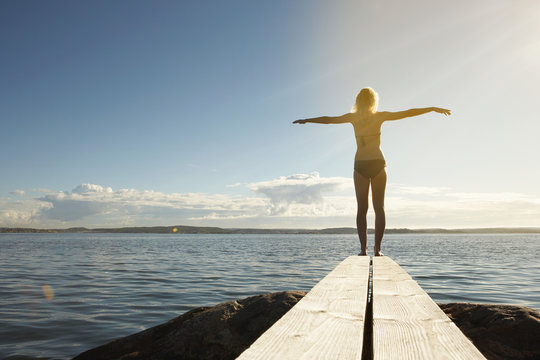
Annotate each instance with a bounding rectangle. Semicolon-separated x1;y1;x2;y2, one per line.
2;225;540;234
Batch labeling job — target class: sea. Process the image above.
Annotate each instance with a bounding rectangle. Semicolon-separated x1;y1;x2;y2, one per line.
1;233;539;360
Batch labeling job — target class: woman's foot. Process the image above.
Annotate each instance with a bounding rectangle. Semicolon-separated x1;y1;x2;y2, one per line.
358;251;368;256
374;251;384;256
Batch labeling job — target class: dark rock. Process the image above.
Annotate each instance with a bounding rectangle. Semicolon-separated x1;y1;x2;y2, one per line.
73;291;306;360
73;292;540;360
439;303;540;360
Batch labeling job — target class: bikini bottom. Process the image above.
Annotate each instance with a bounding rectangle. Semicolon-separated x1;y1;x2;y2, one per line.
354;159;386;179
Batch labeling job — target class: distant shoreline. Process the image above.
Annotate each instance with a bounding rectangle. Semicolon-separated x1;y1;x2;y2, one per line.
2;225;540;234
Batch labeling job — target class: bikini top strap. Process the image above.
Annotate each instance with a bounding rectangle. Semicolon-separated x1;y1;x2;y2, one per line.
356;133;381;146
356;132;381;137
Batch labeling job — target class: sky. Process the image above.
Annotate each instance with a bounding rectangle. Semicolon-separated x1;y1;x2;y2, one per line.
1;0;540;229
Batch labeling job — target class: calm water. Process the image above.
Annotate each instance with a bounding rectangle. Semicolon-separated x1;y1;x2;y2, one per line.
1;233;539;359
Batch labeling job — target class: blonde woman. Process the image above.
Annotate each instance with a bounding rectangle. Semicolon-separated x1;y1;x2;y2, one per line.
293;88;450;256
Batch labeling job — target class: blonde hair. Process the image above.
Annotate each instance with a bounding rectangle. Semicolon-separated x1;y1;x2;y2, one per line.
351;87;378;114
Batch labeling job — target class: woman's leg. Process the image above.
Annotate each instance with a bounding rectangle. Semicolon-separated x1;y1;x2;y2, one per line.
354;170;370;255
371;168;387;256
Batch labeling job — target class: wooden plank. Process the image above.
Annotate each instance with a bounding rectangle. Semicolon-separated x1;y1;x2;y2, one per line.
237;256;370;360
372;256;486;360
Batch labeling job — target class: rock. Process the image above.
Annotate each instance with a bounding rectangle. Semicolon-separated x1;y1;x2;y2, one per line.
73;291;306;360
74;292;540;360
439;303;540;360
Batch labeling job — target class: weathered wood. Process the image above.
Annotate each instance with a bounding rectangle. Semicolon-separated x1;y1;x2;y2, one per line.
237;256;370;360
371;256;486;359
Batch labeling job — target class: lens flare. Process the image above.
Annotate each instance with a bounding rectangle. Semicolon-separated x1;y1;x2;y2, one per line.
42;284;54;300
172;227;178;233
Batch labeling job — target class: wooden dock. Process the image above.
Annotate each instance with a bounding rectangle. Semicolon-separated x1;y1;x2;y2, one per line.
237;256;370;359
238;256;485;360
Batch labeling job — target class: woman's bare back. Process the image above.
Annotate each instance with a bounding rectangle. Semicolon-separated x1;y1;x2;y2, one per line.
351;112;385;161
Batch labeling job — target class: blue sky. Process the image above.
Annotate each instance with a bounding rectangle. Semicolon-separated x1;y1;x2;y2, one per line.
2;0;540;229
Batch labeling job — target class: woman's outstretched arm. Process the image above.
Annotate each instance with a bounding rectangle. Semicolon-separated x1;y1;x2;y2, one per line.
381;107;451;121
293;113;354;124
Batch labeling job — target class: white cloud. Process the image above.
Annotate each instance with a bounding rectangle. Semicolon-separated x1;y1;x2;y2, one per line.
1;177;540;229
0;197;51;227
0;208;33;225
248;172;352;215
390;185;449;195
34;185;266;224
385;185;540;228
9;189;26;196
0;174;354;228
188;212;258;221
72;184;113;194
39;193;112;221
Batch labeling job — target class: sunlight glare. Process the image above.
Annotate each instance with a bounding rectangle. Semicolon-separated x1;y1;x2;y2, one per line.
42;284;54;301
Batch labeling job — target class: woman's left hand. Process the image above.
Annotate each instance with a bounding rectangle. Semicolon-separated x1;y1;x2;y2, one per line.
293;119;307;124
432;107;451;116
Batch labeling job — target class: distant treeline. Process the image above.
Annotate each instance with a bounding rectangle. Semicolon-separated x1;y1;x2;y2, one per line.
1;226;540;234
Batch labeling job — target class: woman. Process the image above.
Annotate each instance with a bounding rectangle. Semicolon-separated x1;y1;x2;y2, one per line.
293;88;450;256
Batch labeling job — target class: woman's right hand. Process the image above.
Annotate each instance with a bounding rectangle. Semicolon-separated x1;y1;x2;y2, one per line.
293;119;307;124
432;107;451;116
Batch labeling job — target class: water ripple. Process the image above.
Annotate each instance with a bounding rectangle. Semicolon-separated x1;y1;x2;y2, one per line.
0;233;538;359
